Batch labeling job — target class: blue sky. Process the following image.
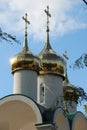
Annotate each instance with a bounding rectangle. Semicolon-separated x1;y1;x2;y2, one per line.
0;0;87;113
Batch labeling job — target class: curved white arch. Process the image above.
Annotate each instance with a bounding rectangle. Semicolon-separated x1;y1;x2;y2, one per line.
72;112;87;130
53;108;70;130
0;95;42;130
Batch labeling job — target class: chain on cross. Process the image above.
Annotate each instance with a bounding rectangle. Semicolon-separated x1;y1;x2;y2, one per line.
44;5;51;32
22;13;30;37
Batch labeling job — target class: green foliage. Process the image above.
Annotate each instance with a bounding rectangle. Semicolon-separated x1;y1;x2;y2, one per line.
84;105;87;114
84;105;87;118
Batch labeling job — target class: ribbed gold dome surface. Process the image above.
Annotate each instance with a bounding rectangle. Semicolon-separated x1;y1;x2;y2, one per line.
39;41;66;77
10;36;40;74
10;47;40;74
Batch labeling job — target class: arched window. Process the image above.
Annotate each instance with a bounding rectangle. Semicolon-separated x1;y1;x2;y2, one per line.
40;83;45;104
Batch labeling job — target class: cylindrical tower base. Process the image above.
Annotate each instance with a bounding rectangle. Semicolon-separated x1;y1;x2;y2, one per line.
13;70;37;101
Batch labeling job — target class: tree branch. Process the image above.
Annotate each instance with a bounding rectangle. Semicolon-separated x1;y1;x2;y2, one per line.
83;0;87;5
0;27;21;44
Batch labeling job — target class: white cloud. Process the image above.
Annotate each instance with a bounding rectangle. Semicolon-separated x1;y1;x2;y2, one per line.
56;18;87;36
0;0;87;40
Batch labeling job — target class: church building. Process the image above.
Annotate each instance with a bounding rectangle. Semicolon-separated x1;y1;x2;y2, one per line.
0;6;87;130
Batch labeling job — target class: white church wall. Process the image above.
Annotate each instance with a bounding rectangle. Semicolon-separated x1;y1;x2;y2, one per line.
13;70;37;101
72;112;87;130
0;95;42;130
53;108;70;130
38;74;63;109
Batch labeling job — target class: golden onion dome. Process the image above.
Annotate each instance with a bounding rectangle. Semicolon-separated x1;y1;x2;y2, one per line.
39;39;66;77
63;72;76;96
10;37;40;74
39;6;66;78
63;72;73;88
10;13;40;74
63;73;80;102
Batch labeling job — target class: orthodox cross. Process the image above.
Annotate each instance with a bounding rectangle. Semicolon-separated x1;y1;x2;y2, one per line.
44;6;51;32
22;13;30;37
63;51;69;61
63;51;69;80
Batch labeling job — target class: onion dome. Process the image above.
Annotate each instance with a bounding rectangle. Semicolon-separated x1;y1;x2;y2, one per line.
39;39;65;77
39;6;65;78
63;73;80;103
10;13;40;74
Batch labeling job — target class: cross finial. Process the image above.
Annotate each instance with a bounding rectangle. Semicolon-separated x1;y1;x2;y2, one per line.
44;5;51;32
63;51;69;61
22;13;30;37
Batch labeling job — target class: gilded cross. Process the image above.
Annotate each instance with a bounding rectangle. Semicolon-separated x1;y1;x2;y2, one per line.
44;6;51;32
22;13;30;36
